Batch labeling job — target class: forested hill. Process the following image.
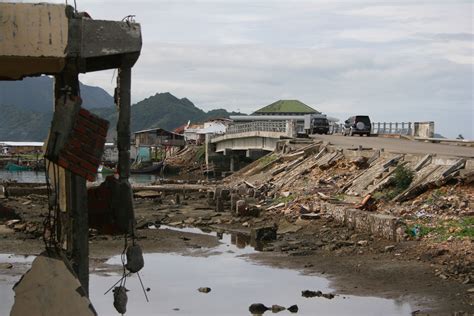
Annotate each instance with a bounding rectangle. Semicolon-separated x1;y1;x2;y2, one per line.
0;79;242;141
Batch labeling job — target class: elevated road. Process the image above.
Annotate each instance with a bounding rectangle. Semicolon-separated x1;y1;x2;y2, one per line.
312;135;474;158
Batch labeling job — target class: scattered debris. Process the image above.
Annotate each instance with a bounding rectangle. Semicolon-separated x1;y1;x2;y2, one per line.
302;290;335;299
249;303;269;314
271;305;285;313
198;287;211;293
287;305;299;313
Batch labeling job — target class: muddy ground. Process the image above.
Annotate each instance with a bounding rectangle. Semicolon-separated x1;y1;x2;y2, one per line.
0;190;473;315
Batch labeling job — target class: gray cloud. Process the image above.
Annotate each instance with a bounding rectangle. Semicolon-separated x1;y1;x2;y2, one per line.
9;0;473;138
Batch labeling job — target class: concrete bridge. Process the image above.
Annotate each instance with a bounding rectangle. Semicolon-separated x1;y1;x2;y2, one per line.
210;121;294;156
207;119;473;176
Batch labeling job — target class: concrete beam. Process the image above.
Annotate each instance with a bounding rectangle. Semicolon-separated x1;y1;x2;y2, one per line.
0;3;142;79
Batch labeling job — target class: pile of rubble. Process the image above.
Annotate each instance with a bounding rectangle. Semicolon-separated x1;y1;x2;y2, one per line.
216;140;473;285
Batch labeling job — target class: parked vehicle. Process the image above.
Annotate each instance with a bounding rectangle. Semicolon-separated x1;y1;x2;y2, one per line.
304;114;330;135
343;115;371;136
310;117;330;134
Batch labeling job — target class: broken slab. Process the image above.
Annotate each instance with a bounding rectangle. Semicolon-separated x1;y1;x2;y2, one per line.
324;205;403;241
11;250;96;316
345;155;403;196
277;219;302;235
133;190;162;198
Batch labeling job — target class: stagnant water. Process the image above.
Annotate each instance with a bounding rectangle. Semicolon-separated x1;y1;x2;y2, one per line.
0;227;413;315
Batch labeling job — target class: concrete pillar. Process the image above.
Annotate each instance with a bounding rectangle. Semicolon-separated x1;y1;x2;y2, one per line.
236;200;247;216
215;197;224;212
230;194;239;215
230;156;235;173
54;69;89;295
220;188;230;201
207;191;215;206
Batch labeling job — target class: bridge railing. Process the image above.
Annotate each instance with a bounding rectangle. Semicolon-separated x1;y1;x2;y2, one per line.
223;121;287;135
372;122;413;135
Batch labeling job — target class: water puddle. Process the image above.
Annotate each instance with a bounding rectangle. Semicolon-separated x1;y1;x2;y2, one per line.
0;228;413;315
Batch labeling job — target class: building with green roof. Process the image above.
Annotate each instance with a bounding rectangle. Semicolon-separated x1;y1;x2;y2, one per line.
253;100;320;116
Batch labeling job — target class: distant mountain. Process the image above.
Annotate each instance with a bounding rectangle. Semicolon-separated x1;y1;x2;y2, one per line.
0;76;114;112
95;92;244;139
0;91;243;141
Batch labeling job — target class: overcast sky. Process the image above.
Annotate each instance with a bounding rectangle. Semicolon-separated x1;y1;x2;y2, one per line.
12;0;474;138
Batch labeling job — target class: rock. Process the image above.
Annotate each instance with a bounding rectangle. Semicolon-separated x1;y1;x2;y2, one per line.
277;220;302;235
242;222;249;227
169;221;183;226
184;218;196;224
251;225;277;241
357;240;368;246
299;204;311;214
351;156;368;169
271;305;285;313
13;223;26;231
439;274;448;280
113;286;128;314
0;263;13;269
249;303;269;314
5;219;20;228
281;191;291;198
287;305;299;313
322;293;335;299
198;287;211;293
302;290;322;298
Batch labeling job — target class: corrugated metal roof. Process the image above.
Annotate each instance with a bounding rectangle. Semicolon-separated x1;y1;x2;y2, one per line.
254;100;319;114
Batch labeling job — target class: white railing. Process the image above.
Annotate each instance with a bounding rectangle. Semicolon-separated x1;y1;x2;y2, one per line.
372;122;413;135
224;121;287;135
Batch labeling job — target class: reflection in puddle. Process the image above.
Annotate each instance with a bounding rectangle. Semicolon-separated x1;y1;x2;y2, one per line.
0;227;414;316
160;225;265;253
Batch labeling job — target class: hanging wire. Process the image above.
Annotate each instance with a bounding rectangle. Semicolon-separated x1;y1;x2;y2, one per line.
104;232;149;302
43;158;62;252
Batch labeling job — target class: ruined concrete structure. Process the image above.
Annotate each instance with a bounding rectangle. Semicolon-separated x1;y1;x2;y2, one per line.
0;2;142;310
